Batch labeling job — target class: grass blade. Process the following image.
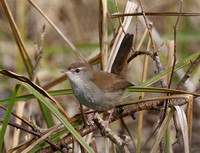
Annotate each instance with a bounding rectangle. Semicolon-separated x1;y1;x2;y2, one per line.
139;51;200;87
0;89;73;105
0;84;20;150
22;82;94;153
175;106;189;153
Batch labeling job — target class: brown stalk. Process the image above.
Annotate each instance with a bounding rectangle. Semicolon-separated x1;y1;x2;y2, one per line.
5;121;64;152
0;0;33;79
136;29;152;153
99;0;108;69
28;0;87;65
0;105;34;128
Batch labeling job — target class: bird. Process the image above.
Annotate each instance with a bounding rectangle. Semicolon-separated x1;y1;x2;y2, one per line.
62;62;134;112
62;33;134;128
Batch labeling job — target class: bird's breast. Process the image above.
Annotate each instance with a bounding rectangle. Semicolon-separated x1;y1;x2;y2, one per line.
69;78;124;111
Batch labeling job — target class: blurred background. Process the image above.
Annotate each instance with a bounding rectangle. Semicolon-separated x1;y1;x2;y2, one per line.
0;0;200;152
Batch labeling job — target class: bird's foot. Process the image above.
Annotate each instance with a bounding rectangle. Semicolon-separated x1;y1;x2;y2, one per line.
87;113;95;125
102;109;114;131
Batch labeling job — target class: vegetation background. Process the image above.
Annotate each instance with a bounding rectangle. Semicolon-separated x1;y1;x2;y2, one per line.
0;0;200;152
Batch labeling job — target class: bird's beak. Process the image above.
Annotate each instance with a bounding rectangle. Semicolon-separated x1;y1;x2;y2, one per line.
61;70;72;76
61;70;68;73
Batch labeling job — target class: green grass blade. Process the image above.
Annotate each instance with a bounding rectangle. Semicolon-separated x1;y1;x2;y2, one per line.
0;84;20;150
128;87;200;96
0;89;73;105
139;51;200;87
22;82;94;153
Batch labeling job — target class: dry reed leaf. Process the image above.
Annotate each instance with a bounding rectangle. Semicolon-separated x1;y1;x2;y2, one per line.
20;124;61;153
104;1;137;72
175;106;189;153
150;108;175;153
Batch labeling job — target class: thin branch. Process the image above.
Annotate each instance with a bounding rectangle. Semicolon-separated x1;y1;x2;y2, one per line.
0;105;34;129
128;50;154;63
160;2;184;152
93;113;130;153
138;0;156;51
169;0;183;89
4;120;63;152
120;118;137;149
107;10;116;37
176;55;200;90
114;0;126;35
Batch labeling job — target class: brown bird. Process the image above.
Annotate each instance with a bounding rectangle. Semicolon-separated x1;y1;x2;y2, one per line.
62;62;134;111
62;33;134;127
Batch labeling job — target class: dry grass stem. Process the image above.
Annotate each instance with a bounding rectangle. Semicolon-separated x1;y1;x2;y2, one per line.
28;0;87;65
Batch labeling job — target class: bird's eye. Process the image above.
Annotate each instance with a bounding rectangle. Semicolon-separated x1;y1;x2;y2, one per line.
75;68;80;73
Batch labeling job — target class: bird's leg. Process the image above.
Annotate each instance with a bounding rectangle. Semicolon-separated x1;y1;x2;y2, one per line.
87;112;95;125
102;109;114;131
79;103;88;127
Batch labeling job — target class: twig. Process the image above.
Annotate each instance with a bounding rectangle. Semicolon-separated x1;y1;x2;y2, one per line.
138;0;156;51
0;105;34;129
93;113;130;153
169;0;183;89
176;55;200;90
120;118;137;149
4;120;63;152
141;124;160;152
127;50;154;63
160;2;184;152
114;0;126;35
133;6;170;145
107;10;116;37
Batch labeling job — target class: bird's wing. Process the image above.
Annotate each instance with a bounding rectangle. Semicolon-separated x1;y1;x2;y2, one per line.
92;71;134;92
